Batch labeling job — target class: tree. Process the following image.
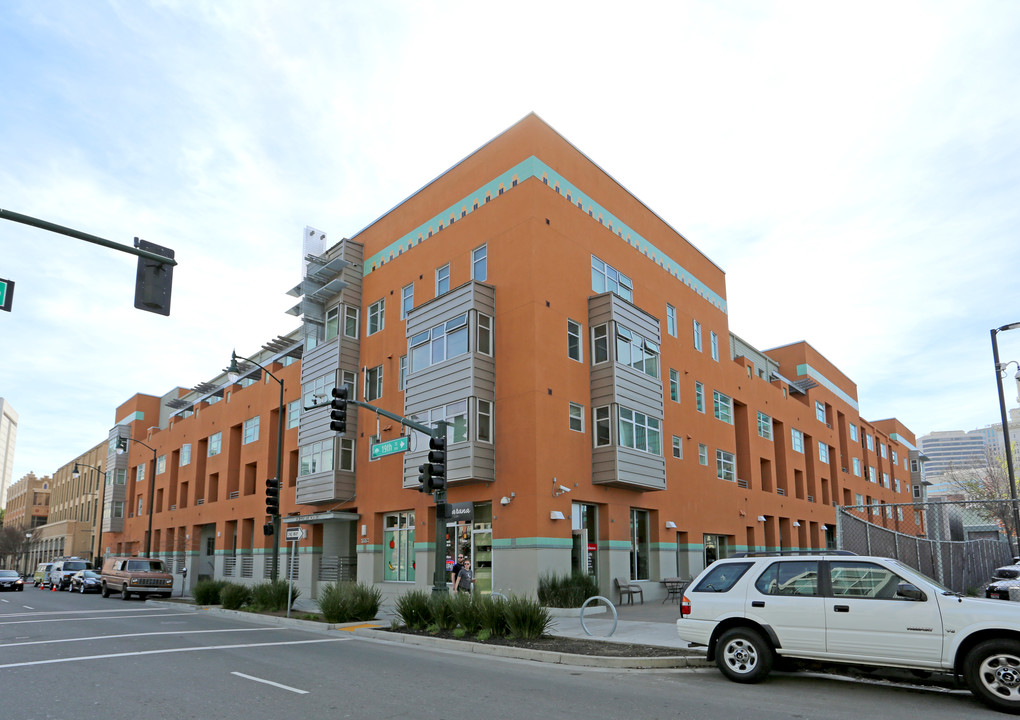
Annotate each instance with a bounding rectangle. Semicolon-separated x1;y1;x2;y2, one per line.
944;446;1020;547
0;524;32;570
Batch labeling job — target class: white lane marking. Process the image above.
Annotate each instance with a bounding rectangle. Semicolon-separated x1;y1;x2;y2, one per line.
0;607;158;618
0;638;346;669
231;671;309;694
22;606;34;610
0;626;287;649
0;612;198;628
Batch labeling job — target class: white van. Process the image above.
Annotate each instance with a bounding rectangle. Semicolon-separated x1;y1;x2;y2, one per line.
49;558;91;591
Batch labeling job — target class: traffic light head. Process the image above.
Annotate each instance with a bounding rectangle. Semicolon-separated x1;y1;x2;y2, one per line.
265;477;280;516
428;435;447;490
330;386;348;433
417;463;432;493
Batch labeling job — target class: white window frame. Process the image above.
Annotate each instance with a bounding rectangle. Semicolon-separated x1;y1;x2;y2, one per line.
618;407;661;455
710;331;719;361
325;305;340;341
288;400;301;429
666;304;677;337
401;283;414;320
472;244;487;282
849;423;859;442
853;457;862;476
695;382;705;413
669;368;680;402
436;263;450;295
757;411;773;440
243;415;260;445
592;324;609;364
365;365;383;402
716;449;736;482
299;439;334;476
156;455;166;475
477;399;492;443
713;390;733;424
367;298;385;336
815;401;826;423
208;431;222;457
567;319;583;362
594;406;611;447
698;443;708;465
339;438;355;472
568;402;584;432
693;320;702;352
179;444;191;467
477;313;493;356
818;441;829;464
409;314;469;373
791;428;804;454
343;306;359;339
672;435;682;459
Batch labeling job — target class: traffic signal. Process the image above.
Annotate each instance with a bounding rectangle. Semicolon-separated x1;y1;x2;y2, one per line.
428;436;447;490
266;477;280;516
133;238;175;316
330;386;348;433
262;522;274;536
417;463;432;493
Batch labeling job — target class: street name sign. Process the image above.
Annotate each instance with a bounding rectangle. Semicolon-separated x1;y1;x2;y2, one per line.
371;435;409;459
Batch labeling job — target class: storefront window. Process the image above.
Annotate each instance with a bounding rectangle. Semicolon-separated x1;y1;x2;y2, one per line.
383;511;415;582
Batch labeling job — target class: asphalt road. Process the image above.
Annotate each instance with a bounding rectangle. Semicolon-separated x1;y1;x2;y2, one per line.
0;587;992;720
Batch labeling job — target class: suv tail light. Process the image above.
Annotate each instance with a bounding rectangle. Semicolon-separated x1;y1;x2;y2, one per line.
681;595;691;616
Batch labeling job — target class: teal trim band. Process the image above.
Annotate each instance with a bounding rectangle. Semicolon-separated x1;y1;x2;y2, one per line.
491;537;573;550
652;542;677;551
363;156;726;314
604;540;632;551
795;363;859;411
889;433;917;451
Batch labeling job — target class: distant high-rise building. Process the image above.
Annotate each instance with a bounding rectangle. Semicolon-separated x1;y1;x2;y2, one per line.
919;429;990;496
0;398;18;509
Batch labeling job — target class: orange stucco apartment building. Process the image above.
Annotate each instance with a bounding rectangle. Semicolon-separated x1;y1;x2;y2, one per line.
102;114;923;601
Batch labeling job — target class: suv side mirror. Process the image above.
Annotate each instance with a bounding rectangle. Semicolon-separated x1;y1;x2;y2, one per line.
896;582;926;601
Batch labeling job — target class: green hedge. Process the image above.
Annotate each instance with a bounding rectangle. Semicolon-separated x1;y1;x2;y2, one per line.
316;581;381;623
393;591;548;640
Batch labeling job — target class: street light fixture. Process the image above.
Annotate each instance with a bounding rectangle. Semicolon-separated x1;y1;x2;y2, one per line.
991;323;1020;555
227;349;285;581
24;532;32;578
115;436;158;558
72;462;106;565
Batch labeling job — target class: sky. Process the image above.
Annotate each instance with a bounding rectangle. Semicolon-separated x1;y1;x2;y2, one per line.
2;0;1020;488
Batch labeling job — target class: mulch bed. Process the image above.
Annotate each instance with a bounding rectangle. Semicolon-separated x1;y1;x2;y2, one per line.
384;627;687;658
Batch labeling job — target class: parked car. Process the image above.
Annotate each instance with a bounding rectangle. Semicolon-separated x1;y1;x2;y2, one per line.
49;558;92;591
100;556;174;600
985;564;1020;601
0;569;24;591
33;562;53;588
70;570;102;594
677;551;1020;714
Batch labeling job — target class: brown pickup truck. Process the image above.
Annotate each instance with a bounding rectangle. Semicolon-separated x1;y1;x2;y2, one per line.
101;556;174;600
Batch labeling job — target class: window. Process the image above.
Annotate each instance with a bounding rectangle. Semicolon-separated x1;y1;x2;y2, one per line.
616;325;659;377
629;509;649;580
852;457;862;476
757;412;773;440
815;401;826;423
856;493;864;506
829;561;908;599
567;320;582;362
618;408;661;455
135;464;145;483
669;369;680;402
409;314;469;372
592;324;609;364
693;320;702;352
208;432;222;457
870;467;878;483
713;391;733;424
112;501;124;518
339;438;355;472
477;400;492;443
303;371;336;408
344;306;359;339
383;511;415;582
472;244;487;282
672;435;682;459
138;497;144;516
910;458;919;472
818;441;829;464
156;455;166;475
114;468;127;485
365;365;383;401
436;263;450;295
325;305;339;340
299;440;334;476
894;478;901;493
892;450;898;464
666;304;677;337
477;314;492;356
698;443;708;465
401;284;414;320
880;443;887;459
594;406;611;447
179;444;191;467
692;562;752;592
288;400;301;429
242;416;260;445
849;423;859;442
755;561;819;596
716;449;736;481
412;401;469;444
591;255;633;302
367;298;385;335
710;331;719;361
398;355;408;391
569;402;584;432
695;382;705;413
866;434;874;451
341;370;357;399
791;429;804;453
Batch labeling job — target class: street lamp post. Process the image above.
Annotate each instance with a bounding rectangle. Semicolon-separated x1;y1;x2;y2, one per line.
227;349;285;581
24;532;32;578
115;436;158;557
72;462;106;565
991;322;1020;555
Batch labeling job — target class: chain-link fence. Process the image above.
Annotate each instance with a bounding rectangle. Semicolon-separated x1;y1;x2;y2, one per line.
836;499;1019;594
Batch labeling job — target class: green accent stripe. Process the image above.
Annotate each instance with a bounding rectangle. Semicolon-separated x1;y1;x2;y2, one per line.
794;363;859;411
362;156;726;314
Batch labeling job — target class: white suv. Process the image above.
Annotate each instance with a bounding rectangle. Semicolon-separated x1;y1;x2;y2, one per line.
677;552;1020;713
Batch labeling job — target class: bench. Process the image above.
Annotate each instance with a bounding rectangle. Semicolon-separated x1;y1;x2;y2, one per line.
614;577;643;605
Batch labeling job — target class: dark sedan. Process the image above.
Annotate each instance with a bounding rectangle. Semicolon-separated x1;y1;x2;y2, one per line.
985;564;1020;600
70;570;102;594
0;569;24;591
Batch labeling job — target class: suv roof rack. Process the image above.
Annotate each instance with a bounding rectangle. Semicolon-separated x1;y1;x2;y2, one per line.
729;550;858;558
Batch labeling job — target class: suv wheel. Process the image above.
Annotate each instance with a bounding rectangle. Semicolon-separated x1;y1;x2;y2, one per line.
716;627;773;684
101;584;110;598
964;638;1020;712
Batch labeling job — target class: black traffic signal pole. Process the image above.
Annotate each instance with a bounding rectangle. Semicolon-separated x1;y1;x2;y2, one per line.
314;396;450;594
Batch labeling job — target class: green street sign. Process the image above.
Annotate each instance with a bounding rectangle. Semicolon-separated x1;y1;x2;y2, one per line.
371;436;409;459
0;277;13;312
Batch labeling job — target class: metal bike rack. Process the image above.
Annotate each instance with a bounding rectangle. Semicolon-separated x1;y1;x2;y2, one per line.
579;595;618;637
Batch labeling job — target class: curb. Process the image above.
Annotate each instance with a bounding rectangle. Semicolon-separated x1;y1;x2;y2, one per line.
147;600;710;669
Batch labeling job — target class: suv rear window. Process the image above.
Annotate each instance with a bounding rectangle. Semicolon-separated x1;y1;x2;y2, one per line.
63;561;89;571
692;562;752;592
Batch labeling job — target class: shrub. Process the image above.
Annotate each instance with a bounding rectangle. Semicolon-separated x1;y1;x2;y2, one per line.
249;579;300;612
538;571;599;608
193;579;228;605
316;581;382;623
220;582;252;610
450;592;484;634
394;589;432;630
427;592;456;631
476;594;509;637
503;594;552;640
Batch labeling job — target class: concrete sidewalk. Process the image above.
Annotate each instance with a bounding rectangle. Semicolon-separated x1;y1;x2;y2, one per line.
545;598;695;650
